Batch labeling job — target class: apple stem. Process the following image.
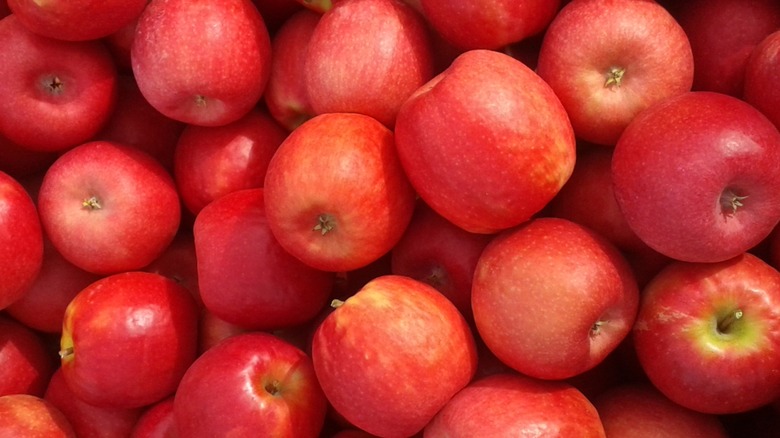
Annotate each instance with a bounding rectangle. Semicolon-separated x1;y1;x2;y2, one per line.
58;347;74;360
82;196;102;210
331;299;345;308
194;95;207;107
604;67;625;88
313;214;335;235
590;320;604;337
720;190;748;215
717;309;743;334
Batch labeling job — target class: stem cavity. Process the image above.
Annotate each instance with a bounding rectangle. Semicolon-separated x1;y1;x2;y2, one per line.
604;67;626;89
82;196;102;210
313;214;335;235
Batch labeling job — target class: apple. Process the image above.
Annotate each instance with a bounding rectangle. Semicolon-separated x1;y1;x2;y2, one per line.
0;170;44;310
174;332;328;438
0;394;76;437
263;112;416;272
419;0;561;51
129;396;176;438
0;315;56;398
59;271;200;409
142;231;202;308
312;275;478;437
535;0;694;146
0;14;117;153
44;368;143;438
103;16;138;73
394;49;576;234
472;217;640;380
424;372;606;437
37;141;181;275
174;108;287;216
0;134;57;180
304;0;434;128
193;188;335;330
743;30;780;130
131;0;272;127
593;382;729;438
674;0;780;97
633;253;780;414
612;91;780;263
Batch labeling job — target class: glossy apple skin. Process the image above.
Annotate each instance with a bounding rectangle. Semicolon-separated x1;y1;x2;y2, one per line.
131;0;271;126
304;0;434;128
194;188;335;330
0;15;117;152
174;108;287;215
312;275;478;437
536;0;694;145
424;373;606;437
394;49;576;234
0;394;76;437
612;91;780;263
59;271;200;409
472;217;640;380
593;383;728;438
0;171;43;310
0;315;55;397
37;141;181;275
420;0;560;50
633;253;780;414
743;30;780;130
174;332;328;438
264;112;416;272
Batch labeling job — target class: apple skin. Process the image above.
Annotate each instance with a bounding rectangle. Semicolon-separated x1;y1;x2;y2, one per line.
419;0;561;51
0;394;76;438
743;30;780;130
472;217;640;380
37;141;181;275
0;315;56;398
0;14;117;152
394;49;576;234
612;91;780;263
174;332;328;438
633;253;780;414
174;108;287;216
0;171;44;310
263;112;417;272
424;372;606;437
593;382;729;438
59;271;200;409
129;396;176;438
535;0;694;146
194;188;335;330
312;275;478;437
304;0;434;128
131;0;272;127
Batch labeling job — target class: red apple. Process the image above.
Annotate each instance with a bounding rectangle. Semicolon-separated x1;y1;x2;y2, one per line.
612;91;780;263
131;0;272;126
0;14;117;152
59;271;200;409
129;396;176;438
142;231;201;307
472;217;640;380
394;49;576;234
633;253;780;414
424;372;606;437
0;170;44;310
535;0;694;146
174;108;287;215
593;382;729;437
312;275;478;437
37;141;181;275
263;112;416;272
0;394;76;437
675;0;780;97
743;30;780;130
419;0;561;51
0;315;55;397
193;188;335;330
174;332;328;438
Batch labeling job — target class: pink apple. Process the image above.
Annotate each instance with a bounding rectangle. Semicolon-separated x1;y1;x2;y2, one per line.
419;0;561;50
535;0;694;145
193;188;335;330
0;394;76;437
472;217;640;380
263;112;416;272
394;49;576;234
304;0;434;128
131;0;272;126
612;91;780;263
59;271;200;409
424;372;606;437
312;275;478;437
174;332;328;438
633;253;780;414
0;14;117;152
37;141;181;275
743;30;780;130
0;315;55;397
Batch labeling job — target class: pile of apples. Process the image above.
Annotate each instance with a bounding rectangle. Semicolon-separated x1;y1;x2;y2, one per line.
3;0;780;436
